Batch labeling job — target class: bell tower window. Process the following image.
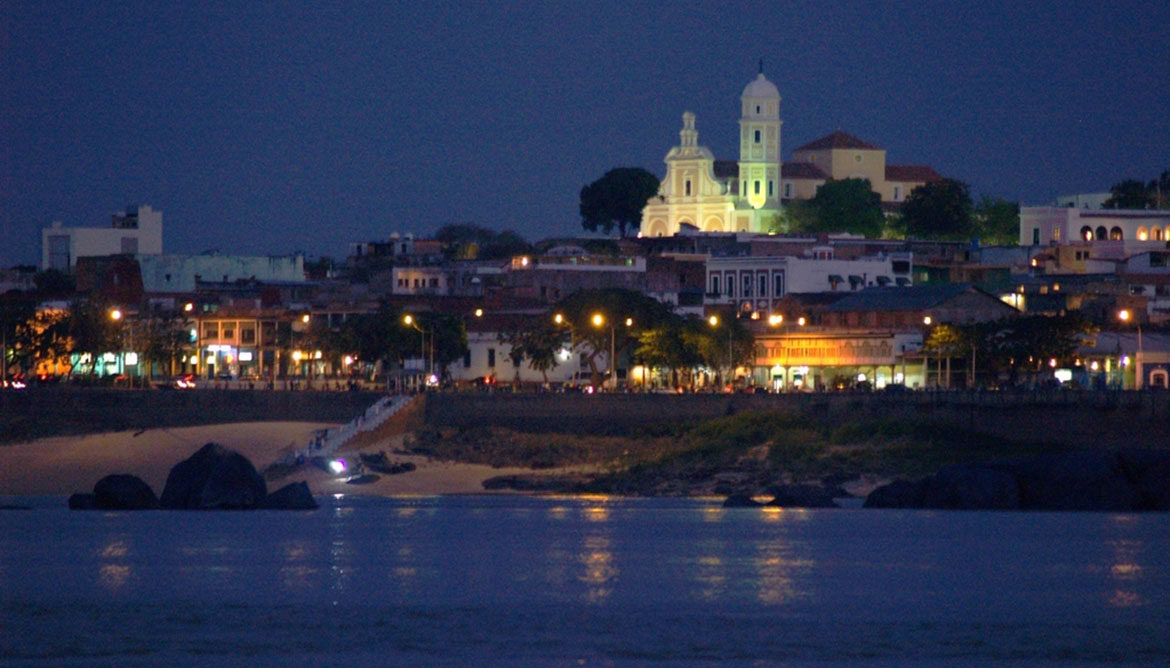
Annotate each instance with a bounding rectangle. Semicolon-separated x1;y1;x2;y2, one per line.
754;130;761;143
685;179;692;196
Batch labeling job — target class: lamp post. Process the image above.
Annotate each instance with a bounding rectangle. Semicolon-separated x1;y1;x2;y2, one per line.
1118;308;1143;389
708;314;733;391
403;314;433;388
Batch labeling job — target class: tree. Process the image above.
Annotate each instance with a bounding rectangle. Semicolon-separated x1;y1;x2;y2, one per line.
799;178;885;238
1149;169;1170;209
579;167;660;238
1104;179;1154;210
435;224;531;260
498;316;567;384
973;196;1020;245
554;288;673;387
767;201;817;235
900;179;975;240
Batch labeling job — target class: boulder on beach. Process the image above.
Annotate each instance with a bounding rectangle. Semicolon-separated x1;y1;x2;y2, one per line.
1014;451;1137;511
863;478;927;509
922;465;1021;510
766;484;838;508
258;481;318;510
93;474;160;510
722;493;763;507
68;493;98;510
160;443;267;510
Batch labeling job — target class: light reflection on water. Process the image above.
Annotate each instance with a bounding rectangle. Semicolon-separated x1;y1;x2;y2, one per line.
3;496;1170;665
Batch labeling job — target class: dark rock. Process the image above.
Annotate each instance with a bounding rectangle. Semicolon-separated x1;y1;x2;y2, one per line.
863;479;927;508
345;473;380;485
722;493;763;507
1014;451;1138;511
93;474;159;510
258;482;318;510
766;484;838;508
68;493;97;510
160;442;268;510
922;465;1021;510
1117;448;1170;510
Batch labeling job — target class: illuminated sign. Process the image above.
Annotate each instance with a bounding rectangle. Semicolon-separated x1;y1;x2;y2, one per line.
755;336;900;366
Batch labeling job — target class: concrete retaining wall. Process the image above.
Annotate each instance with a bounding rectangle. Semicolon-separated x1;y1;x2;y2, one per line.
423;391;1170;450
0;388;383;443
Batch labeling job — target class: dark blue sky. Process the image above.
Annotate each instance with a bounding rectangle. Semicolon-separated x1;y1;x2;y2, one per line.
3;1;1168;268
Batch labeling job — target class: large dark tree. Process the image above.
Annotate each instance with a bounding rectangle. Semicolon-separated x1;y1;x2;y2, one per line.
1104;179;1154;210
798;178;884;238
579;167;660;238
435;224;530;260
973;196;1020;245
900;178;975;240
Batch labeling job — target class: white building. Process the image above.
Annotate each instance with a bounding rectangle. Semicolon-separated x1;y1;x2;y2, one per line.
1021;206;1170;257
639;70;941;238
706;251;911;314
42;204;163;270
137;253;306;293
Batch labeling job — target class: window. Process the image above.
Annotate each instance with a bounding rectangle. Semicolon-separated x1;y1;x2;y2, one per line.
783;183;792;198
1032;228;1040;245
1110;227;1123;240
710;275;720;294
1096;226;1108;240
758;272;768;296
742;181;747;196
429;278;438;287
1081;226;1093;241
894;186;902;200
774;273;784;297
726;275;736;296
1052;227;1061;241
754;181;760;195
754;129;760;143
240;326;256;344
685;179;691;196
768;181;773;196
742;273;752;297
487;348;495;368
202;322;218;339
513;354;521;368
463;351;471;368
221;323;235;340
755;105;760;114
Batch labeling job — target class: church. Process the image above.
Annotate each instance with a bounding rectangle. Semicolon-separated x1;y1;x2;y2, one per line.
639;71;942;237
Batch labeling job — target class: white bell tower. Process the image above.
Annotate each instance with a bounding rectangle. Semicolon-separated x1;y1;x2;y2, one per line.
737;63;782;216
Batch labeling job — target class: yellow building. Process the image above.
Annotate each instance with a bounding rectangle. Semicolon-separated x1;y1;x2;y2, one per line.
639;73;941;237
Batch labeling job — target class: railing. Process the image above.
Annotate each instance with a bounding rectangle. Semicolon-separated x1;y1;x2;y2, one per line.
280;394;413;465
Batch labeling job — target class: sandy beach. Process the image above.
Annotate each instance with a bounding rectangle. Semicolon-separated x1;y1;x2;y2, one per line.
0;421;548;498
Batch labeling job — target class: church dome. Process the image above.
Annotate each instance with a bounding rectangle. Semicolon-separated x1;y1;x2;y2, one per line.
741;73;779;99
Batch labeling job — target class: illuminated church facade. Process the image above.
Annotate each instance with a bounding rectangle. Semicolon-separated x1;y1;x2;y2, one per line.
639;72;941;237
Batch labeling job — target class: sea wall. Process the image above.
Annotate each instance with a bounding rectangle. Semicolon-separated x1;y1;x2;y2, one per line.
423;391;1170;450
0;388;383;443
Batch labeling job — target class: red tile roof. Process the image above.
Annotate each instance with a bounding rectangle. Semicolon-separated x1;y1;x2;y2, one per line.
781;162;829;179
885;164;943;183
794;131;881;152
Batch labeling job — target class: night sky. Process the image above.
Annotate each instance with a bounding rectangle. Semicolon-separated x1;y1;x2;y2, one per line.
3;1;1168;268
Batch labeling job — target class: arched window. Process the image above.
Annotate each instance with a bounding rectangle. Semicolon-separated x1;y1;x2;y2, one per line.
1155;228;1164;241
1080;226;1093;241
1110;227;1123;240
1137;227;1149;241
1096;226;1108;240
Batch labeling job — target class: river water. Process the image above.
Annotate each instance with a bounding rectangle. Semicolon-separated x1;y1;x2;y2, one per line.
2;494;1168;667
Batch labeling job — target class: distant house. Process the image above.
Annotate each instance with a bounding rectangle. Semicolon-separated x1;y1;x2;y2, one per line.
42;205;163;271
820;284;1018;330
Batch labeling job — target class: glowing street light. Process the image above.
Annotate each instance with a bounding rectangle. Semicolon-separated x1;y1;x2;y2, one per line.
1118;308;1144;389
403;314;433;384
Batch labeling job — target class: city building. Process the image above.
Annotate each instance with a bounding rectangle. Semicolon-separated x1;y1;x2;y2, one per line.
42;205;163;271
504;247;646;303
1020;206;1170;257
705;250;911;314
639;72;941;237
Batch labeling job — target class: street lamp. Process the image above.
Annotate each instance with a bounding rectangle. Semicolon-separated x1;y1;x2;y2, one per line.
403;314;433;387
708;315;734;391
1118;308;1143;389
